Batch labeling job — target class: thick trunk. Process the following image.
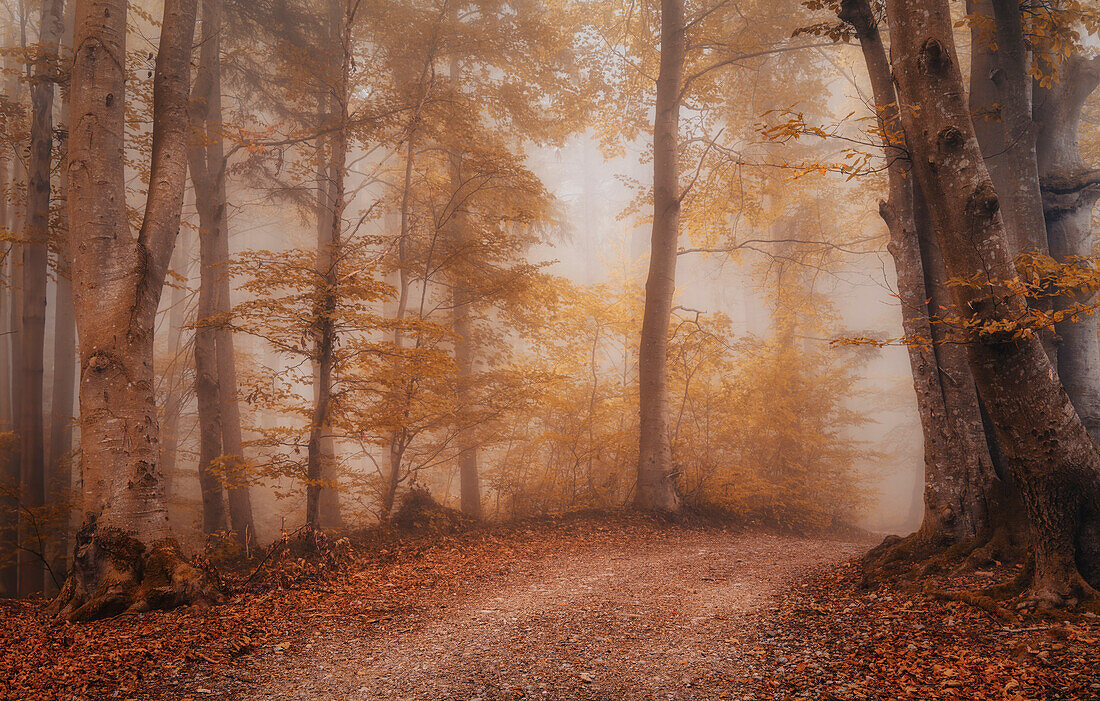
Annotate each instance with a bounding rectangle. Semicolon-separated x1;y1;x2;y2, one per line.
884;0;1100;601
914;187;1003;535
56;0;218;620
17;0;66;596
1035;56;1100;443
988;0;1048;257
841;0;1000;547
969;0;1054;359
635;0;684;513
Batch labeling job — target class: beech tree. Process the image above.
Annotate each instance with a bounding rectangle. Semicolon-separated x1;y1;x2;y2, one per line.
188;0;255;541
883;0;1100;604
835;0;1002;569
54;0;219;620
634;0;685;513
15;0;65;596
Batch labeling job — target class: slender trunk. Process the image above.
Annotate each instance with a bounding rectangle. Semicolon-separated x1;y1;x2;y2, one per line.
47;251;76;585
384;141;416;517
446;53;481;519
16;0;65;596
635;0;684;512
0;106;13;596
188;0;251;540
885;0;1100;600
1035;56;1100;443
3;149;22;595
205;0;253;543
194;213;227;534
306;0;349;531
453;281;479;518
160;229;190;506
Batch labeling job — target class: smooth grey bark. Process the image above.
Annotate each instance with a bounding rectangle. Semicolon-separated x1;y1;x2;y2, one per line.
47;249;76;585
159;230;190;506
635;0;684;513
1035;56;1100;443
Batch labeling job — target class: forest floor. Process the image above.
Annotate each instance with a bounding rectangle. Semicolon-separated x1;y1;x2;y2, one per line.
2;515;1099;701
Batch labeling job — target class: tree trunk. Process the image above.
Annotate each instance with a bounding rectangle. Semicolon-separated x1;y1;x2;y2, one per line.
194;211;227;534
188;0;252;540
635;0;684;513
204;0;253;543
446;50;481;520
305;0;350;531
0;111;14;596
159;230;190;506
17;0;66;596
54;0;219;621
884;0;1100;603
1035;56;1100;443
47;250;76;586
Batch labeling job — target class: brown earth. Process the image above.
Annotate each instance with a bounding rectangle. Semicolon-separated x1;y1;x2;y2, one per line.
232;530;861;700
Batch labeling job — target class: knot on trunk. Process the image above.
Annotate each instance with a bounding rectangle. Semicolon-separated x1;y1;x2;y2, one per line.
86;350;111;373
936;126;965;154
964;181;1000;223
918;37;952;75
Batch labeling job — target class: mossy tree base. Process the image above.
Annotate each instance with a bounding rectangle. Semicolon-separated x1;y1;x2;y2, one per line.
51;522;222;622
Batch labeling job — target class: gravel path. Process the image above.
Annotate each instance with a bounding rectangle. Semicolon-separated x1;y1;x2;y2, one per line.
238;532;864;700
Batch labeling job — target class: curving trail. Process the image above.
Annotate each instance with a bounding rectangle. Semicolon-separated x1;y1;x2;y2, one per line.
237;532;864;700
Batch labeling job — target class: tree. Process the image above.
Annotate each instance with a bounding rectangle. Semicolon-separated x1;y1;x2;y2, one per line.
54;0;219;620
188;0;256;540
635;0;685;513
883;0;1100;604
1036;55;1100;442
16;0;66;596
836;0;1002;571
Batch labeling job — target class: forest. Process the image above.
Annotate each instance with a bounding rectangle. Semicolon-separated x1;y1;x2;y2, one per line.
0;0;1099;698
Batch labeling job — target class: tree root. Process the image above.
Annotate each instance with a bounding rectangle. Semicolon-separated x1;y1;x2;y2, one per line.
926;586;1019;624
51;522;223;622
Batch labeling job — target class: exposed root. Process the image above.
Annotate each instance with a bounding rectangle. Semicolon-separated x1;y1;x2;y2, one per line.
860;531;944;585
1023;570;1100;613
51;522;223;622
926;586;1019;624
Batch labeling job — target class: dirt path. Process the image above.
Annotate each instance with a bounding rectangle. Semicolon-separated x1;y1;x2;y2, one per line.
236;532;863;700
